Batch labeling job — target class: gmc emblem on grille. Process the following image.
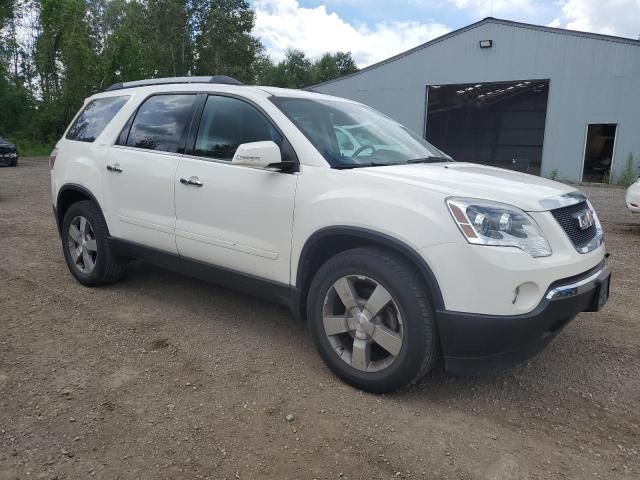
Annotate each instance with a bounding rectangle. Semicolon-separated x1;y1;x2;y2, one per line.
574;209;595;230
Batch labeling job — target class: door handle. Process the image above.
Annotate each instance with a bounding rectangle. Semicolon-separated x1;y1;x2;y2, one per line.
180;176;203;187
106;163;123;173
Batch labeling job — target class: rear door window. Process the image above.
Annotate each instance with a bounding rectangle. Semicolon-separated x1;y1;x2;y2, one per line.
123;94;196;153
66;96;129;142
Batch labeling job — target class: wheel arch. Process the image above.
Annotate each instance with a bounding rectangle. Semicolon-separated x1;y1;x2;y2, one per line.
55;184;105;236
295;226;445;319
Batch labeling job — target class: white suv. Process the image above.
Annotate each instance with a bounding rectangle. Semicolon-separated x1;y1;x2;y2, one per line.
50;76;611;392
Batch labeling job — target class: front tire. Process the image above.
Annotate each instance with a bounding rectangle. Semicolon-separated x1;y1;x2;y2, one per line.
307;247;438;393
9;159;17;166
61;200;126;286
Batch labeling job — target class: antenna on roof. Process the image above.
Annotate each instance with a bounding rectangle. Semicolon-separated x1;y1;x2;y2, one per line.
105;76;243;92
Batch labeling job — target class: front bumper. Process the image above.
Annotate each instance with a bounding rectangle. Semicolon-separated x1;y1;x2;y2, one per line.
436;261;611;375
0;153;17;164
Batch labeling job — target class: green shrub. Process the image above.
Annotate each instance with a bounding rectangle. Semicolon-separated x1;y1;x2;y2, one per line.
614;153;639;187
11;137;55;157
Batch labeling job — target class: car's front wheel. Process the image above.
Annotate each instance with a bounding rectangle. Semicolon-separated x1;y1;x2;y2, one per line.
61;200;126;286
307;247;438;393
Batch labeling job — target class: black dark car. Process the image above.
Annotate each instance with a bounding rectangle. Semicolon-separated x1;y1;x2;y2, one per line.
0;137;18;166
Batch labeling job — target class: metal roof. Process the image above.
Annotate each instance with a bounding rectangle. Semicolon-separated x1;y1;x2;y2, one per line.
309;17;640;89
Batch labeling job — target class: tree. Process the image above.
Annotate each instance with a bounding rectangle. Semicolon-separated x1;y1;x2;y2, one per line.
0;0;360;152
193;0;262;83
279;49;314;88
100;0;153;87
334;51;358;76
253;53;279;85
35;0;100;137
315;51;358;83
142;0;194;77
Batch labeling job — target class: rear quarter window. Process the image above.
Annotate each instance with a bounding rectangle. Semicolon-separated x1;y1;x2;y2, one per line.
66;96;129;142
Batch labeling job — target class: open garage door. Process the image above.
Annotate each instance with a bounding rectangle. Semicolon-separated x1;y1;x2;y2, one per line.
425;80;550;175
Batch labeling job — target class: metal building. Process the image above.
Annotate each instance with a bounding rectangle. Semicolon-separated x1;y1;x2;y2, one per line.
312;18;640;183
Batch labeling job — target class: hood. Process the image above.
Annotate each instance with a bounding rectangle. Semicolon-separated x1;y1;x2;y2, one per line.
352;162;577;212
0;139;16;149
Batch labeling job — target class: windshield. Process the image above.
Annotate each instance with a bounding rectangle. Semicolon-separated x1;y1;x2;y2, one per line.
271;97;450;168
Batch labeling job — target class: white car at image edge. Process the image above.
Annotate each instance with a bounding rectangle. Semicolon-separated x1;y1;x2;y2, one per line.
49;76;611;392
627;178;640;213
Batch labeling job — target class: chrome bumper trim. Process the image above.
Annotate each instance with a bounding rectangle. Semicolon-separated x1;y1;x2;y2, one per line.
539;191;587;210
546;262;611;301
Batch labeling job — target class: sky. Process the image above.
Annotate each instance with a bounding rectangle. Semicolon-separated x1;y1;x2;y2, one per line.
252;0;640;67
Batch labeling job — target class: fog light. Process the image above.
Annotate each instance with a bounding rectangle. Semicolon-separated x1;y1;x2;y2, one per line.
512;282;540;311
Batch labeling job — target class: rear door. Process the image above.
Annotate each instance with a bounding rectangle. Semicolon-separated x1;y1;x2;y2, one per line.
104;93;197;253
174;94;298;284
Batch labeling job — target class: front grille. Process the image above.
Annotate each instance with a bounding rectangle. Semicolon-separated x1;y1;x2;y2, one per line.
550;201;597;249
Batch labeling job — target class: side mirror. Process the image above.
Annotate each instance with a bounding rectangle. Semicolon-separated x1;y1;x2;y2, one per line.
231;141;282;169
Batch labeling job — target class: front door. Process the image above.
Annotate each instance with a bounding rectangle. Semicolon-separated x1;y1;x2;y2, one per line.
174;94;298;285
103;93;197;253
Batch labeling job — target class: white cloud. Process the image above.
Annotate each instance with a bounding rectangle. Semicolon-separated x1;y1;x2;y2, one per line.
253;0;451;67
546;18;562;28
438;0;639;41
561;0;640;39
445;0;536;17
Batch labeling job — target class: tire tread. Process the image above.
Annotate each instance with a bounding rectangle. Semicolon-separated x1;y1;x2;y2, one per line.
359;247;437;385
61;200;125;286
307;246;438;392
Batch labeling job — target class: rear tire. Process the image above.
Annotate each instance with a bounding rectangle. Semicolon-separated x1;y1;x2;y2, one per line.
307;247;438;393
61;200;126;286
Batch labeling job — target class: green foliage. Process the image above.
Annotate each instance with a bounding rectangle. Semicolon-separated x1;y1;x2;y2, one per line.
315;51;358;83
13;137;54;156
613;153;639;187
193;0;262;83
548;169;558;181
0;1;359;152
254;49;359;88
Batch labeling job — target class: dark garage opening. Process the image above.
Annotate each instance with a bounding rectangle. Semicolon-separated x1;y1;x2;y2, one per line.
582;123;616;183
425;80;550;175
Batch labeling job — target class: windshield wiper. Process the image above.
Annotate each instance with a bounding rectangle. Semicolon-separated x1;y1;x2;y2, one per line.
406;156;452;164
334;161;396;169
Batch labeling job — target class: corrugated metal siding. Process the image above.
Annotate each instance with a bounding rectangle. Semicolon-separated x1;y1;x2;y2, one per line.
314;21;640;182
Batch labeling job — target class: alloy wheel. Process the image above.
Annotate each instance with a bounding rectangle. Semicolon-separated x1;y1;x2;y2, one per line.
322;275;404;372
67;216;97;274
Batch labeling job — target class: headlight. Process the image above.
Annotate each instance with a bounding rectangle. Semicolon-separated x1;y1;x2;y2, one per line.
446;197;552;257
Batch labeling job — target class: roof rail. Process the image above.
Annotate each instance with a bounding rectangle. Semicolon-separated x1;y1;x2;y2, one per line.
104;75;243;92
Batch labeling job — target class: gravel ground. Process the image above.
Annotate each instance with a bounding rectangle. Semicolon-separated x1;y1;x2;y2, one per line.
1;157;639;480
